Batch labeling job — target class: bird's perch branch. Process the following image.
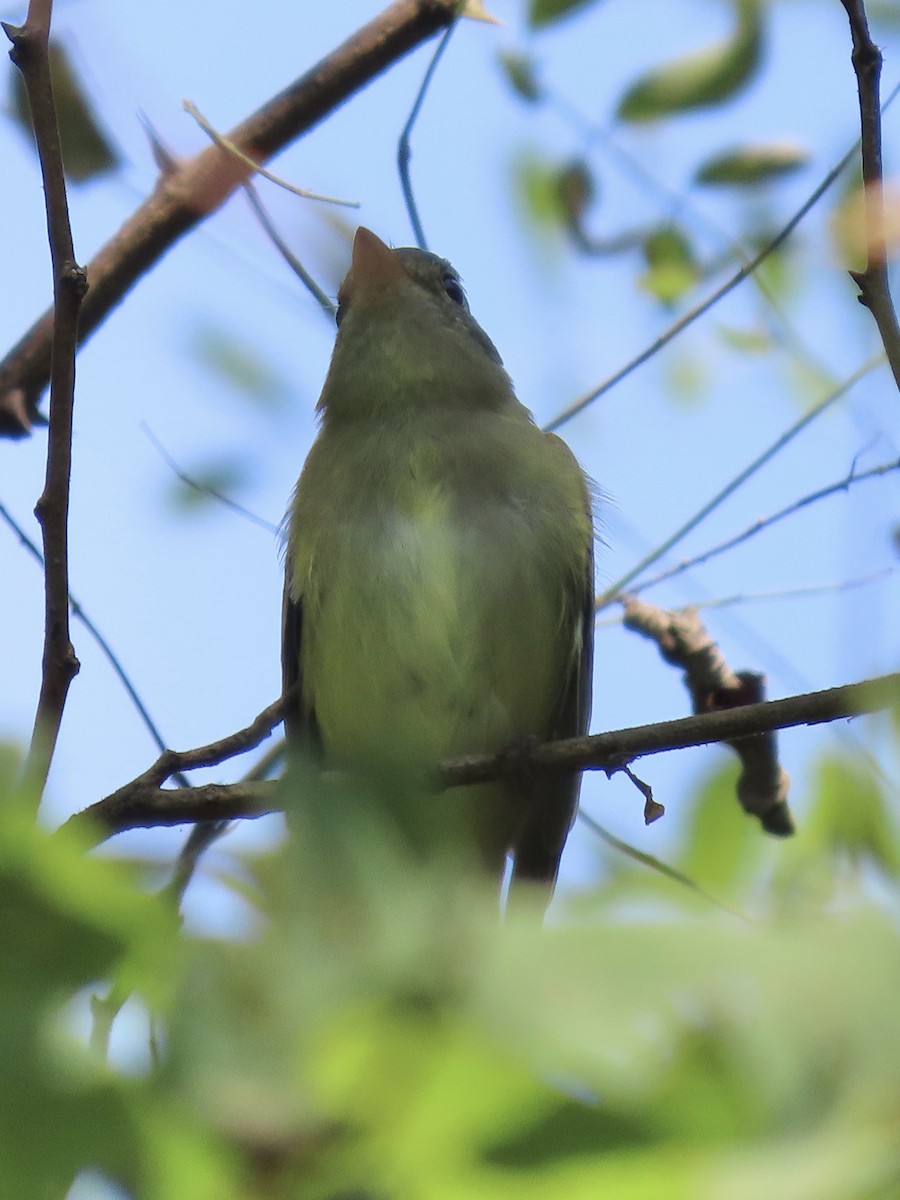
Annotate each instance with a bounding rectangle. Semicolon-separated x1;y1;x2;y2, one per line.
62;673;900;845
0;0;461;436
839;0;900;391
622;597;792;834
4;1;87;796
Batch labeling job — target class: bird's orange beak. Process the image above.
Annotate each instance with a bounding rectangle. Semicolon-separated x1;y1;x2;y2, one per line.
339;227;409;310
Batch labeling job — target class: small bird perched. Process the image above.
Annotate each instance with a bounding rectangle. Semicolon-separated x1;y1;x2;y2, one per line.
282;227;594;910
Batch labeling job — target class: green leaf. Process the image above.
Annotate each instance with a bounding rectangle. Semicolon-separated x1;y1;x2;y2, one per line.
511;150;569;249
529;0;601;30
9;40;119;182
807;753;900;878
695;141;810;187
617;0;764;122
166;455;254;513
716;324;774;354
498;51;544;103
0;753;175;1199
189;324;292;411
677;761;763;897
639;225;698;305
556;159;596;233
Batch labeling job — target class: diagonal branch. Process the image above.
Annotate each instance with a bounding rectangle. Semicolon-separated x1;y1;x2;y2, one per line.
62;673;900;844
4;1;87;797
839;0;900;390
0;0;461;437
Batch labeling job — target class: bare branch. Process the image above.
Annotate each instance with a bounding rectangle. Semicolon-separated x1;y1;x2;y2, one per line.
63;673;900;844
138;692;290;791
241;184;336;318
0;0;461;436
622;597;792;834
398;16;459;249
543;139;860;432
140;423;279;532
840;0;900;391
0;498;182;768
630;456;900;598
4;2;87;796
595;354;884;607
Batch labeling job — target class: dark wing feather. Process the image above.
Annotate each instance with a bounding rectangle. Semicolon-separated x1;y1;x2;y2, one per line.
281;564;320;755
509;534;595;893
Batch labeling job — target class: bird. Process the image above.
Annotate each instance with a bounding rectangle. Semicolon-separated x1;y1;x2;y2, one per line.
282;226;594;911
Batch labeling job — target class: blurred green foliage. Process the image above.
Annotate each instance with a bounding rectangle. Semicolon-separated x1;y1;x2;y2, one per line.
694;142;811;189
617;0;764;123
3;740;900;1200
8;41;119;183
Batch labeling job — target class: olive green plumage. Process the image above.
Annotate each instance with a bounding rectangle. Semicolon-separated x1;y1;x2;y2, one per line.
282;228;593;906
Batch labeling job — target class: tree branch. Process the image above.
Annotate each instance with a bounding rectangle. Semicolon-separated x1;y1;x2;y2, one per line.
622;597;792;834
63;673;900;844
840;0;900;391
4;1;87;796
0;0;460;437
629;455;900;598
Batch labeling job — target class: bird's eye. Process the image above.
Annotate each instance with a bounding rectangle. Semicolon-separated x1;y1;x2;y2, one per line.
442;272;468;309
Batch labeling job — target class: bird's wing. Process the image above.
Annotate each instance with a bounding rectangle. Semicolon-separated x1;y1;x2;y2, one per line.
509;497;595;896
281;562;320;755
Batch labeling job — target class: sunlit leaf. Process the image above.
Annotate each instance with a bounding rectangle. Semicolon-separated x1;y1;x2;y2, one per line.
831;180;900;268
529;0;601;30
807;753;900;878
0;754;174;1200
511;150;569;249
676;761;763;898
498;51;544;103
9;40;119;182
695;141;810;187
716;324;774;354
617;0;763;121
639;225;698;305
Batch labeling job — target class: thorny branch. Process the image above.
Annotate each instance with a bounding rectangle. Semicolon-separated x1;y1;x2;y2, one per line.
0;0;462;436
63;673;900;845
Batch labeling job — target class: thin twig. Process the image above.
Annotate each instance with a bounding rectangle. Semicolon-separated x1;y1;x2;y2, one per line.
241;183;336;317
165;737;286;903
140;423;279;532
689;570;897;610
0;499;187;778
140;691;290;790
397;14;459;249
595;568;897;624
546;84;836;387
183;99;359;208
0;0;461;436
840;1;900;391
576;810;750;920
595;354;885;607
629;455;900;597
543;83;900;433
4;2;86;797
63;673;900;843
